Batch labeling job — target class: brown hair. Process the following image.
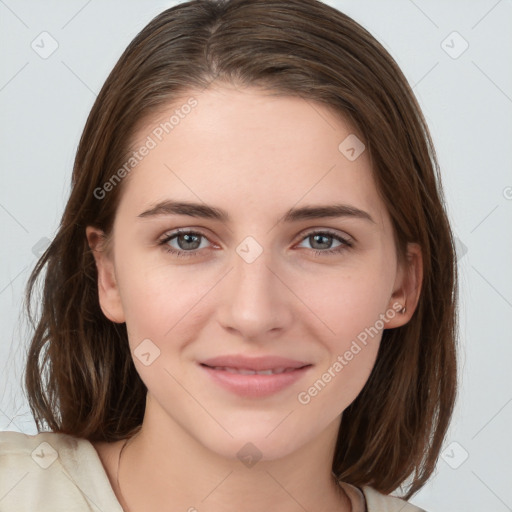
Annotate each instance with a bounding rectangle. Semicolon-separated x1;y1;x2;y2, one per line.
24;0;457;499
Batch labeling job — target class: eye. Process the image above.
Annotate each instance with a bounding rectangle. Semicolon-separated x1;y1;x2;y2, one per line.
296;230;353;256
158;228;353;259
158;229;212;258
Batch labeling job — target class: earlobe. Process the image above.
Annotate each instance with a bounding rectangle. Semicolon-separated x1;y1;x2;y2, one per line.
385;243;423;329
85;226;126;324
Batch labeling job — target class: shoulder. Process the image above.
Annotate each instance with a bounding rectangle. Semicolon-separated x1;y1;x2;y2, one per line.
0;429;87;455
361;485;427;512
0;430;123;512
0;429;94;473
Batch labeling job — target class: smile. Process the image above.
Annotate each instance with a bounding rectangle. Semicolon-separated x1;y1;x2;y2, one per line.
207;366;300;375
199;363;313;398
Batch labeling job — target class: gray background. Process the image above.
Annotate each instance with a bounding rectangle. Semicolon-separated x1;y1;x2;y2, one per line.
1;1;511;510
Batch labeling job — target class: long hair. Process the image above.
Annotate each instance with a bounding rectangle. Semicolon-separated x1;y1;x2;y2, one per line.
24;0;458;499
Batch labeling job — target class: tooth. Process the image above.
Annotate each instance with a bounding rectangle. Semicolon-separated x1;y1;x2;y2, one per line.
238;369;257;375
209;366;299;375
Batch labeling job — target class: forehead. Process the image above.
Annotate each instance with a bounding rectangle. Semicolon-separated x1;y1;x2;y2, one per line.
120;85;386;224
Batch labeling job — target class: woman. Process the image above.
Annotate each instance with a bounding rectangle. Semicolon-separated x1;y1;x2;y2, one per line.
0;1;457;511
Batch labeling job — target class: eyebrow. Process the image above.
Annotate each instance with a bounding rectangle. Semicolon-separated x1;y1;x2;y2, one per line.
137;200;375;224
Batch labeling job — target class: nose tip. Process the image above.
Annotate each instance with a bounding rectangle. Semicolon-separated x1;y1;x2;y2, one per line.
217;243;293;339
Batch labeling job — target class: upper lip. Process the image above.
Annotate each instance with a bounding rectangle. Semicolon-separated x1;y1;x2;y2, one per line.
200;355;311;371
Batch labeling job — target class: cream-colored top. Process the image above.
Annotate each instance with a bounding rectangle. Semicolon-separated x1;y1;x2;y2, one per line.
0;431;426;511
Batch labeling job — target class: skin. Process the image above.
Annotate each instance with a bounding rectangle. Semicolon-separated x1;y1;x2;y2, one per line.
87;82;422;512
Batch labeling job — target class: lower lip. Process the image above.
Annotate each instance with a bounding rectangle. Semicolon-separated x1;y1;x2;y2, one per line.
199;364;312;398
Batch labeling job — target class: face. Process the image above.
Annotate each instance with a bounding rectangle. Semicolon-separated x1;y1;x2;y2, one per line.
87;83;420;461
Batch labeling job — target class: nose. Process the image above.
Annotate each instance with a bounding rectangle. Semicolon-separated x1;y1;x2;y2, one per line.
216;241;294;341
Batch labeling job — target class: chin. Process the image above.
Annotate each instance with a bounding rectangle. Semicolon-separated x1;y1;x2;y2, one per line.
195;420;310;463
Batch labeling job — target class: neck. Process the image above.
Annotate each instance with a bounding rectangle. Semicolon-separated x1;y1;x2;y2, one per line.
112;404;351;512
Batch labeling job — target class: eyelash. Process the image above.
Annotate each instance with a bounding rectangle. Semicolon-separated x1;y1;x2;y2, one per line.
158;228;353;259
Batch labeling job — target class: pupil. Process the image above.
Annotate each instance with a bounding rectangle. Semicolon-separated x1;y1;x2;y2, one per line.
313;234;330;249
180;233;200;249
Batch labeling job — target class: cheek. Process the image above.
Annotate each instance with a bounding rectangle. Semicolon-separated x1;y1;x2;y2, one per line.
295;257;394;342
292;258;394;405
293;294;387;428
117;259;211;342
114;258;212;395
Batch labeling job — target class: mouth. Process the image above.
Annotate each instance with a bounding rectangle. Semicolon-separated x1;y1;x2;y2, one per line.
198;356;313;398
201;365;307;375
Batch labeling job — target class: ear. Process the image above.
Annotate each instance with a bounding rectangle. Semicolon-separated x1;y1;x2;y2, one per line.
384;242;423;328
86;226;126;323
